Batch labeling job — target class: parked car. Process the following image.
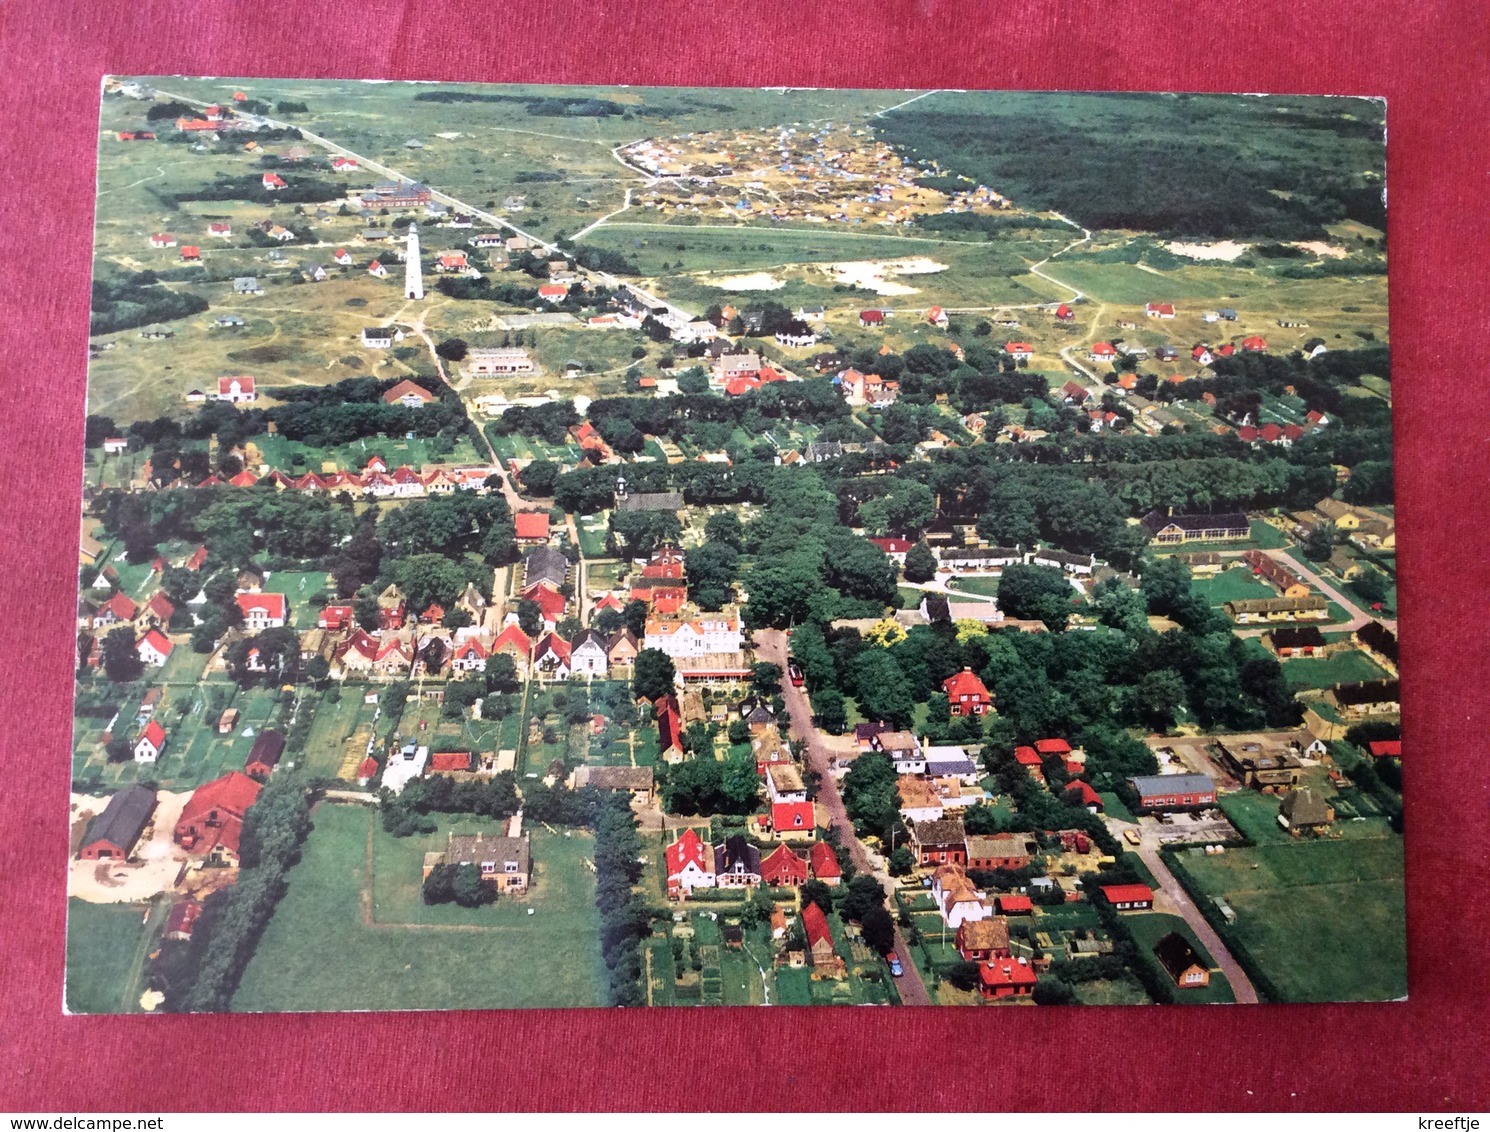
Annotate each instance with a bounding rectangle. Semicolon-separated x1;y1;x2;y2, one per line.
787;661;805;687
1123;829;1141;846
888;955;904;977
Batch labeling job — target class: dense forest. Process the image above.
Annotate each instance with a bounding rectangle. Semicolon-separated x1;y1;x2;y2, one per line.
878;92;1386;240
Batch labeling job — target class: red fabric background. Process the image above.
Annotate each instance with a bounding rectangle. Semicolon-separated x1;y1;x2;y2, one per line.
2;0;1487;1112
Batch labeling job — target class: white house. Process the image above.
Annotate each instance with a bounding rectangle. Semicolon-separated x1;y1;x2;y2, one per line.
235;592;287;630
217;376;257;404
765;763;808;806
569;630;610;678
133;721;167;763
644;614;743;659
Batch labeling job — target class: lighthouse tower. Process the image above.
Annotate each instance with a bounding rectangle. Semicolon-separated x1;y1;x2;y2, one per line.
403;222;424;300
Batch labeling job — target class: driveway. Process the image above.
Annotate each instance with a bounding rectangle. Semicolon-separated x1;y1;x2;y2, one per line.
1136;846;1259;1004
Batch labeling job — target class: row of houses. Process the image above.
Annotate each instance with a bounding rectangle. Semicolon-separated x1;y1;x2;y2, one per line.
188;456;503;499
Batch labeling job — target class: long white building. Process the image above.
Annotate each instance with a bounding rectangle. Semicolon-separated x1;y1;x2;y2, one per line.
643;614;743;659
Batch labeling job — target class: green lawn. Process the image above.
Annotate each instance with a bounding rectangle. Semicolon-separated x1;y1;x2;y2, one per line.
1280;648;1390;691
945;575;1004;599
261;571;331;628
1124;912;1236;1004
1075;976;1152;1005
1190;566;1278;607
233;804;606;1011
1173;836;1406;1003
65;898;167;1015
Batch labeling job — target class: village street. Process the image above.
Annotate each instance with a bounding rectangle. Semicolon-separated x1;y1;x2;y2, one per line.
754;628;932;1006
1133;845;1259;1004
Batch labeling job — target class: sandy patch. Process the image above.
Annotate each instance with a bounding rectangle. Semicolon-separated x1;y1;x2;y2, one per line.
1291;241;1349;259
1167;240;1250;261
69;790;192;904
710;272;784;290
818;257;948;295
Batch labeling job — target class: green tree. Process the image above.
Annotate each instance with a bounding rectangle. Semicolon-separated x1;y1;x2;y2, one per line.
704;510;744;550
801;879;834;916
860;904;896;956
812;687;848;734
903;540;938;584
888;845;915;876
516;598;543;638
452;863;494;907
633;648;677;701
102;627;143;683
998;563;1074;630
435;338;469;362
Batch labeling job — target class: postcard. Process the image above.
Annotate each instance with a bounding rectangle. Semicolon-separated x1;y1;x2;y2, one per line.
69;78;1400;1011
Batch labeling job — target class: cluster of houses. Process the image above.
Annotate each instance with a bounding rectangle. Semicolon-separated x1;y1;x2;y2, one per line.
182;453;503;500
77;768;263;871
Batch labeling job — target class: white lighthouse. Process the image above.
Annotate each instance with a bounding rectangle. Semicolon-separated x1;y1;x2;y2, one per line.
404;222;424;300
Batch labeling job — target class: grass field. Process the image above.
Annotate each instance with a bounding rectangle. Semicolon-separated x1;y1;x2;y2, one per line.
945;575;1004;598
1172;836;1406;1002
1191;566;1279;607
233;803;606;1011
1280;648;1390;690
1124;912;1236;1004
65;898;167;1015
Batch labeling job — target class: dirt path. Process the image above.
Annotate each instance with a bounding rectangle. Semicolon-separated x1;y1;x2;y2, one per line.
1136;846;1259;1004
754;629;932;1006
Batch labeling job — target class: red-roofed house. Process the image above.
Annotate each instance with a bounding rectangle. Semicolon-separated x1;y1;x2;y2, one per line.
859;310;885;327
1064;780;1103;812
180;245;201;262
809;840;842;886
382;379;436;408
236;592;287;629
94;592;139;628
430;751;472;773
760;843;809;886
515;512;551;545
262;172;286;190
356;757;381;786
1005;342;1034;360
318;604;354;631
655;693;684;762
520;582;567;627
1145;302;1176;319
1055;304;1074;322
450;637;489;674
1089;341;1116;360
1368;740;1402;759
1102;884;1155;911
771;801;817;841
134;720;167;763
175;772;262;866
1035;738;1072;757
664;828;715;896
137;629;173;668
1014;745;1045;783
149;233;176;248
538;283;570;302
978;958;1038;998
801;901;845;975
186;546;209;571
208;222;232;239
333;248;353;265
332;156;358;171
534;632;572;680
869;537;913;562
1241;335;1269;353
368;259;388;277
218;375;256;403
996;894;1034;915
942;667;991;716
229;470;259;487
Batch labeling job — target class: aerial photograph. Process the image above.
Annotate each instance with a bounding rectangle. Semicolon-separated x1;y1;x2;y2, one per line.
68;77;1401;1013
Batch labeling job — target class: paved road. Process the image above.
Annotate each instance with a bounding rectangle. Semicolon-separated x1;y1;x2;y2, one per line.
1266;547;1394;634
1136;846;1259;1004
754;629;932;1006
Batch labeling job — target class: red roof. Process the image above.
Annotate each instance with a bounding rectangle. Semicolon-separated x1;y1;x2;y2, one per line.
809;840;841;880
1055;304;1073;318
979;958;1037;991
521;582;567;623
430;751;471;772
859;310;885;324
146;592;175;621
1260;422;1283;442
996;894;1034;914
538;283;569;298
382;379;436;405
454;637;488;661
772;800;814;833
139;629;173;659
180;245;200;258
357;757;380;781
1242;336;1268;351
942;668;990;701
1005;341;1033;353
1101;883;1154;906
218;375;255;396
1034;738;1071;755
492;624;534;655
801;901;834;950
176;771;261;858
138;719;166;748
1283;424;1305;441
1089;342;1116;356
515;512;551;541
536;632;571;663
665;828;710;877
1217;343;1236;357
1147;302;1175;316
101;592;138;621
760;843;809;886
1066;780;1102;808
263;172;285;187
236;592;287;620
869;537;913;554
1368;740;1402;758
1238;425;1260;442
1014;745;1042;766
